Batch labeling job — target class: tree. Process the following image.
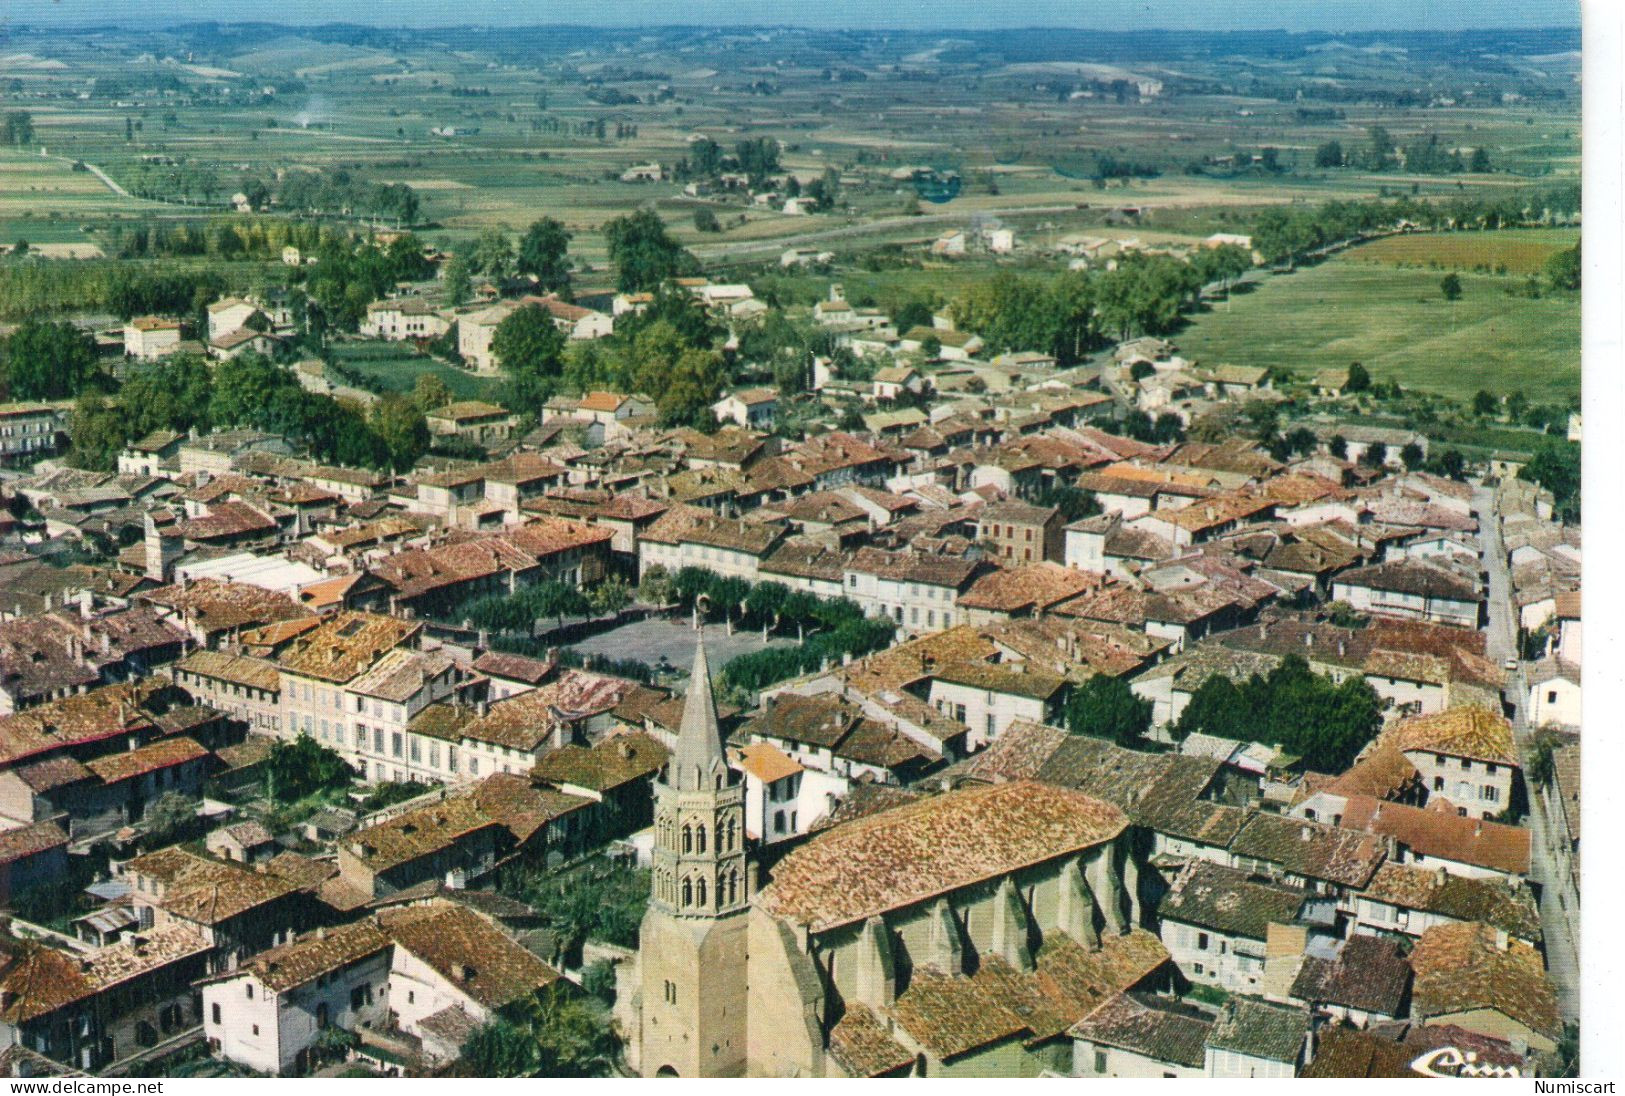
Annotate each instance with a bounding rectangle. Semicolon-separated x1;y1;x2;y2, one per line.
587;574;632;617
1469;146;1492;173
1522;439;1580;523
1400;441;1425;470
1064;674;1152;747
692;208;721;233
460;1019;540;1077
602;209;694;293
265;735;352;802
493;304;568;412
121;354;214;439
581;959;617;1006
367;394;430;471
2;111;34;147
892;298;935;333
1313;139;1344;168
412;372;453;412
532;580;590;630
522;985;618;1077
1472;389;1499;417
67;392;126;471
143;791;197;846
650;347;728;430
1328;434;1347;459
442;254;473;306
2;319;101;400
1360;441;1388;468
517;217;573;295
1440;272;1462;301
1173;655;1381;772
471;227;515;282
1032;484;1101;523
638;564;674;606
1345;361;1371;393
1365;125;1394;171
1428;448;1467;481
1545;243;1580;292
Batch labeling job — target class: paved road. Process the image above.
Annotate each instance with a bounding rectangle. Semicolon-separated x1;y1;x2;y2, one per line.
1474;483;1580;1022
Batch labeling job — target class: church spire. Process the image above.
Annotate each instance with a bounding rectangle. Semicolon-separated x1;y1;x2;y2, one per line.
671;629;726;790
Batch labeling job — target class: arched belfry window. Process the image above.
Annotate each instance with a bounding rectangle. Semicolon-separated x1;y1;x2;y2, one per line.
681;877;693;907
695;877;708;907
682;824;692;853
695;824;707;853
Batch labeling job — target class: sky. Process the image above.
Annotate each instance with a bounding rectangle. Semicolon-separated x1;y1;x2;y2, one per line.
9;0;1581;32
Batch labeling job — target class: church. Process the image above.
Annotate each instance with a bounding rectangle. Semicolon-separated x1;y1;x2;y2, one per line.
620;633;1170;1078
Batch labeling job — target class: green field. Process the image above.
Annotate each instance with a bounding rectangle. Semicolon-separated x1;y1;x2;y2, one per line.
1173;257;1579;402
1344;229;1578;276
327;343;498;402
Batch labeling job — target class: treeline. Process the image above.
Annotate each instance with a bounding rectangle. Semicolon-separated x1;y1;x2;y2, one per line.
0;260;239;322
949;244;1253;360
123;164;421;225
269;171;420;225
123;161;226;206
108;217;351;261
674;137;781;186
1252;185;1581;267
67;351;432;474
1313;126;1492;174
0;229;430;330
637;568;898;696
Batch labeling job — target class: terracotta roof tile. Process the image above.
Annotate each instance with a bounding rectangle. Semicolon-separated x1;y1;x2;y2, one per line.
377;902;560;1009
758;782;1127;931
1389;706;1517;767
1409;921;1560;1041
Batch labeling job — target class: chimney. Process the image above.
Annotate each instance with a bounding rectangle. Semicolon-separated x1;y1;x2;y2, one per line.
1337;640;1346;657
1304;632;1314;648
1494;928;1510;951
1299;825;1312;842
78;588;94;619
1435;866;1448;887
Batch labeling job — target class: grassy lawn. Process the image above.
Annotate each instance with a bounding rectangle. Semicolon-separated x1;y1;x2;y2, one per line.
1172;258;1579;403
328;342;498;401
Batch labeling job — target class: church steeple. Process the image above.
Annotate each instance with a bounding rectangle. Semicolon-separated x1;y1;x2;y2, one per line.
648;628;749;921
670;631;727;791
638;628;753;1077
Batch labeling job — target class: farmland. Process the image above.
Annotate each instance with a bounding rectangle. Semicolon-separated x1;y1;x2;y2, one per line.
1342;229;1578;275
0;21;1582;415
1172;250;1579;402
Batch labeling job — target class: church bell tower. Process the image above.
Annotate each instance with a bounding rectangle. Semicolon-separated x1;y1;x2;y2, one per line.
637;632;751;1077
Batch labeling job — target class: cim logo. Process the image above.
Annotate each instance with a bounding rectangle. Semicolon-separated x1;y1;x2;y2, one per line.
1409;1047;1523;1079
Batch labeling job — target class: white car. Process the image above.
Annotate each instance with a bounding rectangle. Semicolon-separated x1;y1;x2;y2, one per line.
1503;658;1520;672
